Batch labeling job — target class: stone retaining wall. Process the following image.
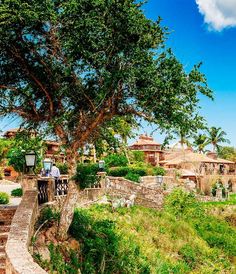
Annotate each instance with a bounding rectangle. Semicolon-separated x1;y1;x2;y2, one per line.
107;177;164;206
5;190;46;274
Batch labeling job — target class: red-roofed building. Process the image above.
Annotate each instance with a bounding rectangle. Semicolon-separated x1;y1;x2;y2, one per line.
129;134;164;166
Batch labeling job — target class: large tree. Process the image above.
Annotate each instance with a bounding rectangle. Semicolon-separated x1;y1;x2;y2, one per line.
0;0;212;239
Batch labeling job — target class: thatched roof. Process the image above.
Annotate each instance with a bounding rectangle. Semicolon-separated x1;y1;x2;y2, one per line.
162;151;219;166
161;151;235;166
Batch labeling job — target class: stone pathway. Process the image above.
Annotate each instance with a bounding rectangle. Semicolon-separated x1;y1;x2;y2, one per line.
0;205;17;274
0;181;21;273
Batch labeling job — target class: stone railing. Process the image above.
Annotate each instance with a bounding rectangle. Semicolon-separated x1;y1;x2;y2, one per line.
5;190;46;274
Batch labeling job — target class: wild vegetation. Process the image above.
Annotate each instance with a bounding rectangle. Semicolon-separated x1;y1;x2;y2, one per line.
34;189;236;273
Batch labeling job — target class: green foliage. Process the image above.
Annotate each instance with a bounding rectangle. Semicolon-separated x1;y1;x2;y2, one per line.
107;166;147;177
125;172;140;183
103;153;128;168
0;138;13;163
0;192;9;204
37;207;60;226
217;146;236;161
193;215;236;256
152;166;166;176
178;244;199;269
69;208;150;273
11;188;23;197
207;127;230;152
130;151;145;163
107;166;130;177
7;133;43;173
164;188;202;218
34;244;80;274
193;133;209;153
56;162;68;174
74;163;99;189
165;189;236;258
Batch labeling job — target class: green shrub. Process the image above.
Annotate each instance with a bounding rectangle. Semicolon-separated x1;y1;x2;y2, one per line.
107;166;130;177
103;153;128;167
164;188;202;218
130;151;145;163
56;162;68;174
0;192;9;204
108;166;147;177
74;163;99;189
179;244;198;268
153;166;166;176
11;188;23;197
37;207;60;226
125;172;140;183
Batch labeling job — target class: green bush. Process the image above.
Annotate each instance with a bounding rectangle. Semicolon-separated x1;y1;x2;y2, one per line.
0;192;9;204
125;172;140;183
11;188;23;197
130;151;145;163
108;166;147;177
164;188;202;218
74;163;99;189
37;207;60;226
103;153;128;168
56;162;68;174
107;166;130;177
153;166;166;176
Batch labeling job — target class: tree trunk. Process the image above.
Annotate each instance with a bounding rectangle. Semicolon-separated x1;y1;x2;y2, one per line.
57;151;79;241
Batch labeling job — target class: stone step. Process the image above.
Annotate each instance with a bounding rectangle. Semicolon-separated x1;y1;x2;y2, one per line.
0;267;5;274
0;226;10;234
0;247;4;254
0;233;8;246
0;252;5;264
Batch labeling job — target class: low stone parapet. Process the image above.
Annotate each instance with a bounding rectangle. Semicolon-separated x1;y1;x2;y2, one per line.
5;190;46;274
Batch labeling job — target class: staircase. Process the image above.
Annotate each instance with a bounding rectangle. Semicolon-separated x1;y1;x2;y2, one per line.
0;206;17;274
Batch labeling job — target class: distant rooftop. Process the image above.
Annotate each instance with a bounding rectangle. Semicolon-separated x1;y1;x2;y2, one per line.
130;134;161;147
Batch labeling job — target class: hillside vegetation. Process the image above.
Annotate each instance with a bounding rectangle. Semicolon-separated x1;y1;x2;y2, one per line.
35;190;236;274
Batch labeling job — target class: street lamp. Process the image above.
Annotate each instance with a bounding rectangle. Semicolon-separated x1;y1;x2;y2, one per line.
43;158;53;176
25;151;36;174
156;175;163;187
98;160;105;172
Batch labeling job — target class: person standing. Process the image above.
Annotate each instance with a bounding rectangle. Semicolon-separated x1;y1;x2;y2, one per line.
50;163;61;180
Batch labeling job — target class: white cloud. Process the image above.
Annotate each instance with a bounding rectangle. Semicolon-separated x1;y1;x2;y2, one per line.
196;0;236;31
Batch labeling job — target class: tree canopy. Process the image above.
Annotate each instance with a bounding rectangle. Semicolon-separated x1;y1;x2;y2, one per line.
0;0;212;165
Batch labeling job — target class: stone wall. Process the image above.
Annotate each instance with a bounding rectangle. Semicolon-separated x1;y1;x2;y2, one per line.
5;190;46;274
106;177;164;206
140;176;175;189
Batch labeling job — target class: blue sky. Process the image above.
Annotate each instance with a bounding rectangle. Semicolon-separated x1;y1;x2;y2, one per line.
1;0;236;147
135;0;236;146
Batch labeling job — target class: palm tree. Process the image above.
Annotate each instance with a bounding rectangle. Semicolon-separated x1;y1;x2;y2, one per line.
193;133;208;153
207;127;230;152
174;128;192;149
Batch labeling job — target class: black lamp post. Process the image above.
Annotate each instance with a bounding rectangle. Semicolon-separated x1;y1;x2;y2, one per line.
25;151;36;174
